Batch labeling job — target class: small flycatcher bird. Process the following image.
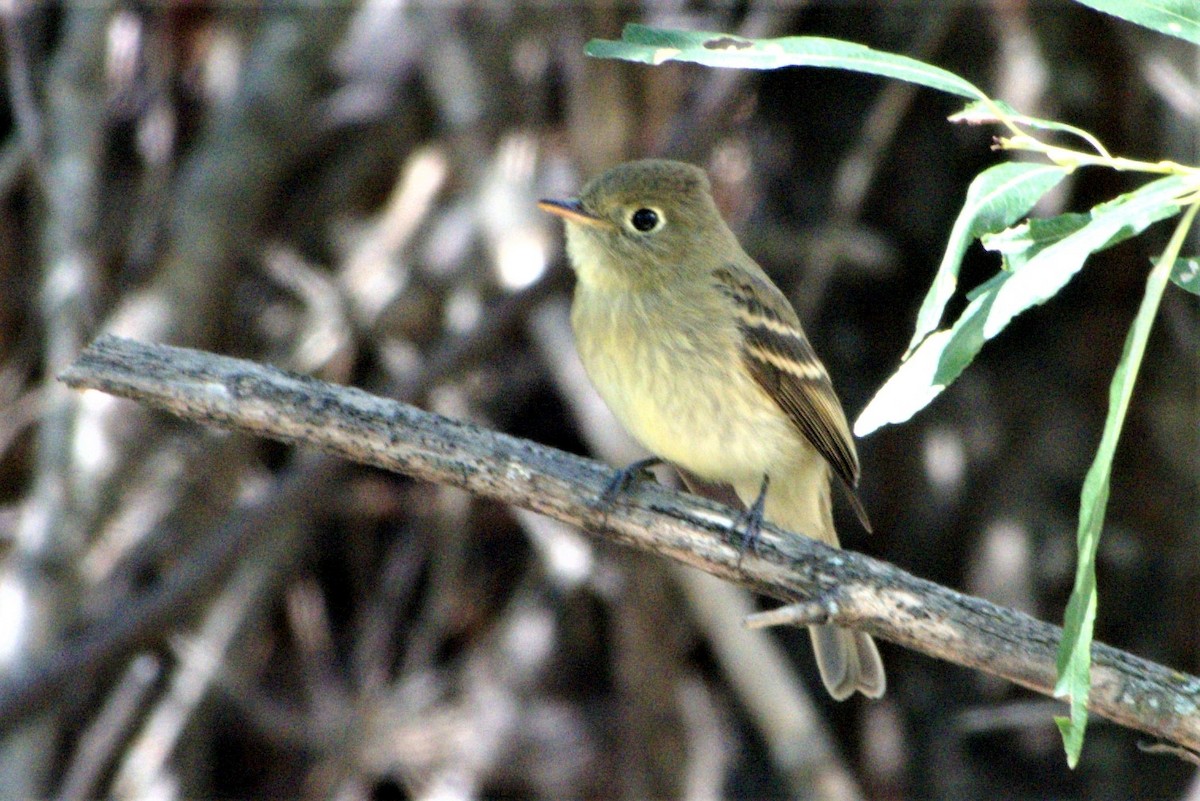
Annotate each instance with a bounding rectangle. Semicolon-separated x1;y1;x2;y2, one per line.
538;159;884;700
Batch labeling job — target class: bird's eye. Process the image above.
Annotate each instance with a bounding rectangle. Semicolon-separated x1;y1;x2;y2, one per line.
629;208;662;232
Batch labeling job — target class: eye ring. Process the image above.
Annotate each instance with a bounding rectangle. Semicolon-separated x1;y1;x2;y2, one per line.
629;207;663;233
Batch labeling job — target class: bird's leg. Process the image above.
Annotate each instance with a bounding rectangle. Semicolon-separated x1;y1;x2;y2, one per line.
599;457;664;506
735;473;770;566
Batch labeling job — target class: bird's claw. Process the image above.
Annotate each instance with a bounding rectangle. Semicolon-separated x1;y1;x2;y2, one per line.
599;457;664;507
735;473;770;568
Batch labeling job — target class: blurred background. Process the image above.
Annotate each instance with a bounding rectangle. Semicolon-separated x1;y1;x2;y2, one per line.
0;2;1196;799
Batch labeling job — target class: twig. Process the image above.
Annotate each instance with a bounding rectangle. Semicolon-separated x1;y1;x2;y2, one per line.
0;0;46;174
110;505;308;800
1;7;113;799
54;655;162;801
59;335;1200;755
0;455;342;732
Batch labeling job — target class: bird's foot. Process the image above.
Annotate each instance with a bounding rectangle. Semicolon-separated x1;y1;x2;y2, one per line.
599;457;664;507
734;473;770;568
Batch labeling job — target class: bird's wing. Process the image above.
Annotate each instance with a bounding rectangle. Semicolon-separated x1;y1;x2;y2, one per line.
712;265;871;531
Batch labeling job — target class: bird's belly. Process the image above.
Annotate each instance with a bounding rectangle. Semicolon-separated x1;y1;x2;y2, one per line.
619;390;789;482
573;295;796;483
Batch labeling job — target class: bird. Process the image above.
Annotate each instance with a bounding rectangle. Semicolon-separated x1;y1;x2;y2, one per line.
538;158;884;700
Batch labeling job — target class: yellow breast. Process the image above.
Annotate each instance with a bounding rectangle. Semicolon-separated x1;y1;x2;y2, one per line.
570;283;799;484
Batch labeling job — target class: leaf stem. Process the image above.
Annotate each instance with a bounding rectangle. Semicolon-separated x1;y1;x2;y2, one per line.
998;135;1200;177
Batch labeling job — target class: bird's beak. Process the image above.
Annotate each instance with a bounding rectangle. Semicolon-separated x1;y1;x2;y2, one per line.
537;198;613;229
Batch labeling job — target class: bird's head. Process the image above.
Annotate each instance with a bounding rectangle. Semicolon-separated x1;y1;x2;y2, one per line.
539;159;736;289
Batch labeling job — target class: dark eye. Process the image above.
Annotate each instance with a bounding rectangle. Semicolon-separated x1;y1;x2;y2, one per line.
630;208;661;232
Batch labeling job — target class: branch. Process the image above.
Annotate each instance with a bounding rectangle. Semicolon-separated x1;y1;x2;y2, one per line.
59;334;1200;754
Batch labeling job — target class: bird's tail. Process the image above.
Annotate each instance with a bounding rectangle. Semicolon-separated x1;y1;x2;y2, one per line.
810;625;886;700
747;459;886;700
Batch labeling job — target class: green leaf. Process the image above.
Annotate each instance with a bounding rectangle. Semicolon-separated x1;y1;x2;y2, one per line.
1054;200;1200;767
586;25;986;100
982;175;1188;340
1169;256;1200;295
964;271;1008;302
854;175;1190;437
907;162;1069;355
982;213;1091;272
1072;0;1200;46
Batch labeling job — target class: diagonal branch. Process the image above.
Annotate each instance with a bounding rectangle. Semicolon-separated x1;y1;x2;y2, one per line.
58;334;1200;754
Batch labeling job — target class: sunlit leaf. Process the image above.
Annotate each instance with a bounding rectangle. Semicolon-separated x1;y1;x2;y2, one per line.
587;25;986;100
1073;0;1200;46
907;162;1069;355
855;175;1190;436
982;213;1091;271
983;175;1188;339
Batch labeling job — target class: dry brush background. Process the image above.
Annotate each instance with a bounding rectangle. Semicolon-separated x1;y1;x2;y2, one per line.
0;3;1196;800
